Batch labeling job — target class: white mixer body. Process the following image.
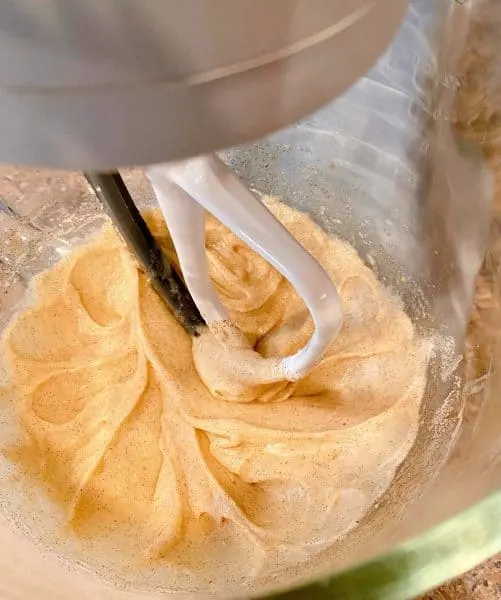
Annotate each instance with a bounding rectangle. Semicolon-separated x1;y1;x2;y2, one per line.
0;0;409;169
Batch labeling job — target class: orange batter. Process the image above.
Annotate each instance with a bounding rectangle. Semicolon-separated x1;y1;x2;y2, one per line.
1;198;428;591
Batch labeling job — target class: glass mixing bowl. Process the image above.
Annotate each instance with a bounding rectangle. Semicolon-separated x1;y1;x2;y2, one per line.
1;0;500;598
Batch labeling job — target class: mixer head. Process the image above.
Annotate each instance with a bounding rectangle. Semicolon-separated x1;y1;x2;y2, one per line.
0;0;409;169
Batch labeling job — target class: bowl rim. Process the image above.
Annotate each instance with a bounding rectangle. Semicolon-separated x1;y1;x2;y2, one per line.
261;490;501;599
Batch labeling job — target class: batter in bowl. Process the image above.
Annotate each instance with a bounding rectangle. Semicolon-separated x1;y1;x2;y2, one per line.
1;198;429;592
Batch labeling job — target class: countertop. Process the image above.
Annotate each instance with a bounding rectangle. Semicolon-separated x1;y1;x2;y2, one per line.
424;555;501;599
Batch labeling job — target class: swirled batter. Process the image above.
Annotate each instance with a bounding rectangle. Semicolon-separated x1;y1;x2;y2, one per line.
2;198;428;592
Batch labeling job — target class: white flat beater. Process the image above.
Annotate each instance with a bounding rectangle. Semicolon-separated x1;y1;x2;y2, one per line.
147;155;343;382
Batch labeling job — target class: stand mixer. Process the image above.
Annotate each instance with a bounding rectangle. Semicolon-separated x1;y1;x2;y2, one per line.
1;2;500;599
0;0;410;381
